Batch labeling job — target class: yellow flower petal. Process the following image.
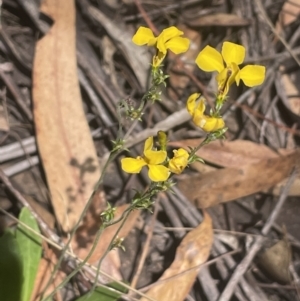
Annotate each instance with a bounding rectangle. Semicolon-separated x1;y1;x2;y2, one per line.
121;157;147;173
145;150;167;165
193;98;206;120
222;42;245;66
156;27;183;54
148;164;170;182
164;37;190;54
168;148;189;174
186;93;201;116
132;27;156;46
201;116;225;132
195;45;224;73
144;136;153;153
174;148;189;159
160;26;183;41
239;65;266;87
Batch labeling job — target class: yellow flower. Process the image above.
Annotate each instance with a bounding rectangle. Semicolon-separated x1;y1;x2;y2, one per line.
168;148;189;174
195;42;266;96
132;26;190;67
121;137;170;182
187;93;225;132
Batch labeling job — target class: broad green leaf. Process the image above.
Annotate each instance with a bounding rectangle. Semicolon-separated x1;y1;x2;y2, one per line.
16;207;42;301
0;229;23;301
75;282;127;301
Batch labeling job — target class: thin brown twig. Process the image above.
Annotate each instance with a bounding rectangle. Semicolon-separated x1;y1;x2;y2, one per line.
229;100;300;137
133;0;213;107
131;200;159;289
0;67;32;121
0;168;59;243
138;248;242;293
0;206;151;301
218;169;297;301
254;0;300;67
0;170;150;300
133;0;158;35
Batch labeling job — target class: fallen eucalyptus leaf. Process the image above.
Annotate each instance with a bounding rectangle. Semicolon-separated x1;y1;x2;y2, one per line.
141;211;213;301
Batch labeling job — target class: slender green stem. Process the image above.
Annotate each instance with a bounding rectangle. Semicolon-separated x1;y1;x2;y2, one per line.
43;66;167;300
87;185;159;297
43;224;105;300
188;134;211;159
44;205;135;300
90;209;132;295
40;151;119;300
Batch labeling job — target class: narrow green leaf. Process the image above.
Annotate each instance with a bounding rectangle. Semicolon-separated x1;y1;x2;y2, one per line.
75;282;127;301
16;207;42;301
0;230;23;301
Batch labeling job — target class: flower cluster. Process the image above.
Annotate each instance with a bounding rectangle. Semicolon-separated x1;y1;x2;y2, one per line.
121;136;189;182
132;26;190;67
122;26;266;182
195;42;266;99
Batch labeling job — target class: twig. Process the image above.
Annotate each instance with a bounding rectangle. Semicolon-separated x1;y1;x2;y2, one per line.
198;266;220;301
212;215;268;301
124;0;203;22
1;206;152;301
0;67;32;120
254;0;300;67
131;200;159;289
228;100;300;137
139;249;242;292
133;0;158;35
236;200;300;250
0;169;59;243
1;155;146;301
218;169;297;301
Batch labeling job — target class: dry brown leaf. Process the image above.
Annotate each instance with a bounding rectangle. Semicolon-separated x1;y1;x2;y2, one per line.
187;13;250;27
191;161;216;174
171;139;300;196
178;150;300;208
73;204;140;264
25;195;55;230
271;177;300;196
33;0;102;231
31;246;65;301
141;211;213;301
279;0;300;26
170;139;279;168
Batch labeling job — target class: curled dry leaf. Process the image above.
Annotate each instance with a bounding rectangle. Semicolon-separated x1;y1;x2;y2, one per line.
278;0;300;26
141;211;213;301
178;149;300;208
170;139;279;168
30;246;65;301
280;74;300;120
33;0;102;232
170;139;300;197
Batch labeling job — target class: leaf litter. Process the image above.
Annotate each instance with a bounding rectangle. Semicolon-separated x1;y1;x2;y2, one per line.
0;1;300;301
